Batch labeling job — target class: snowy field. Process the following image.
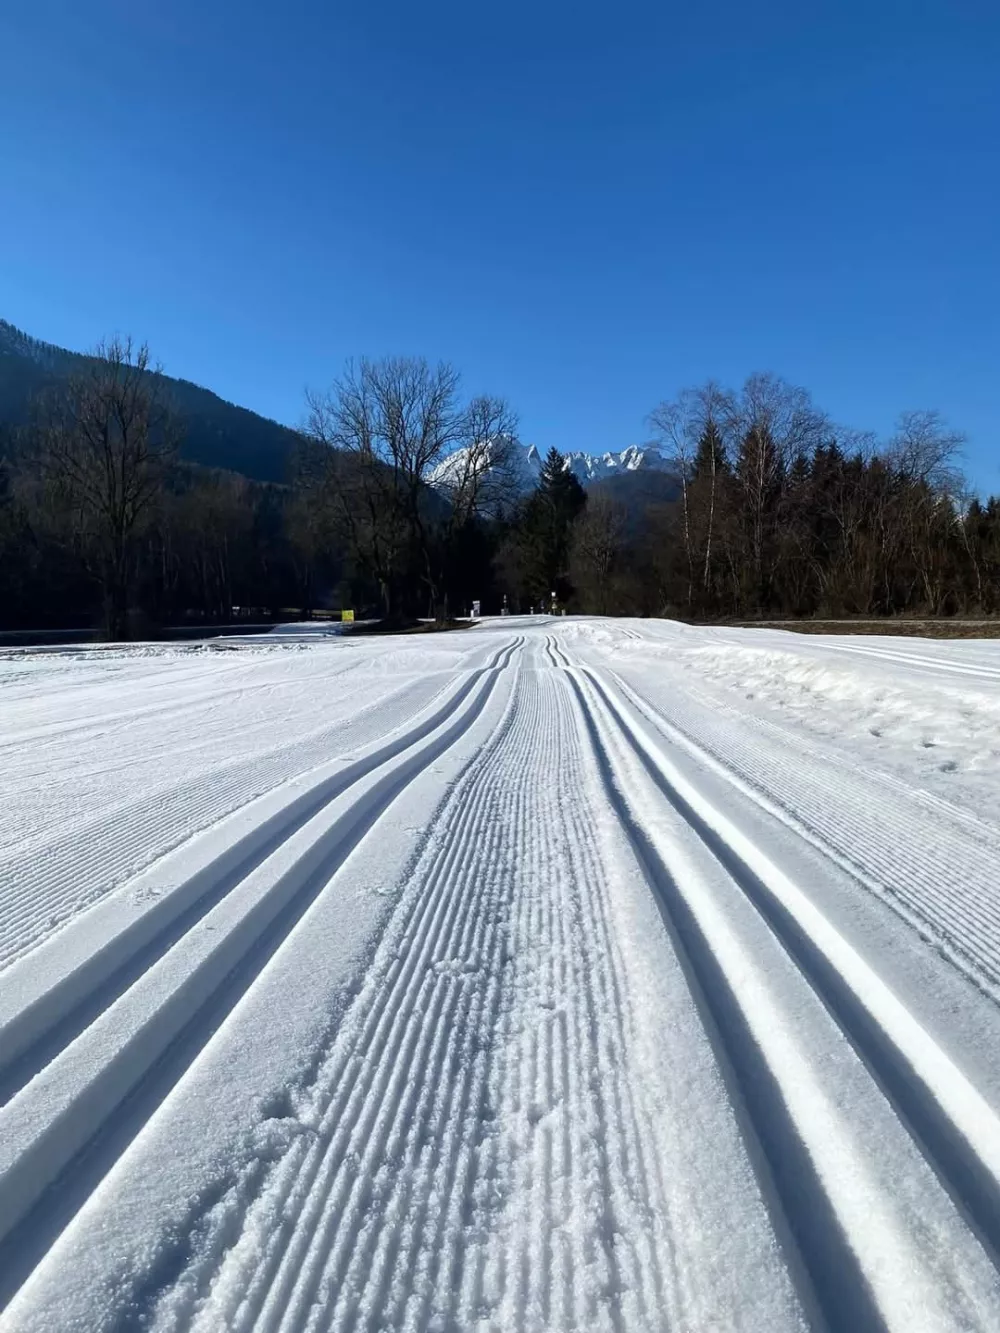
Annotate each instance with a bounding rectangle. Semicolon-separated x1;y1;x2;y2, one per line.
3;618;1000;1330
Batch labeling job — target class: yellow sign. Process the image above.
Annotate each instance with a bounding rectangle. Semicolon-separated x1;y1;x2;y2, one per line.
341;609;354;623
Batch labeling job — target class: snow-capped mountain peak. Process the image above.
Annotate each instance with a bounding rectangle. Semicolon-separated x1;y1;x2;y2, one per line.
431;441;674;494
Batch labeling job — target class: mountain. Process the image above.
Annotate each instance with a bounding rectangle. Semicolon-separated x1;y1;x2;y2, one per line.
0;319;303;483
518;442;675;488
432;440;678;495
0;319;678;497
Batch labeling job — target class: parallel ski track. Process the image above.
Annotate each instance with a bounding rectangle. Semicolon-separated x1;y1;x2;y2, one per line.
820;640;1000;683
161;645;674;1333
550;634;1000;1330
603;661;1000;1002
0;665;482;970
0;641;518;1100
8;626;1000;1330
0;639;521;1295
674;628;1000;685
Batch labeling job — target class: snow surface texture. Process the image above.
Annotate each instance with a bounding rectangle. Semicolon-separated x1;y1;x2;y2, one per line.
430;442;674;493
3;619;1000;1330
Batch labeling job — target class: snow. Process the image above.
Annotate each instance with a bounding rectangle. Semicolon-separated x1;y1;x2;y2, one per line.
430;441;675;493
3;620;1000;1330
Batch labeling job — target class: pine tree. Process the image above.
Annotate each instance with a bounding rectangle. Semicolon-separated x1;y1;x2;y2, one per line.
692;420;726;480
519;448;587;605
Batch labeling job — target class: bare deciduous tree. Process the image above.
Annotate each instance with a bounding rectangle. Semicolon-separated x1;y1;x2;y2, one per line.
306;356;463;619
889;409;966;495
570;494;627;613
692;381;730;597
36;336;179;639
647;382;733;609
171;472;255;620
888;410;967;614
436;395;521;526
431;394;521;617
726;373;828;609
647;395;697;607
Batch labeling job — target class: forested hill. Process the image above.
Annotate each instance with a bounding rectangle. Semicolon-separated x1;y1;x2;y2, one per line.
0;319;303;483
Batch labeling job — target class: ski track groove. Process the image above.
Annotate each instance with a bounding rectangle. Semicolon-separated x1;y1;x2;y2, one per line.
557;645;1000;1329
549;641;674;1327
271;660;536;1333
193;660;527;1333
606;661;1000;1001
0;641;522;1276
822;640;1000;683
164;642;676;1333
6;622;1000;1330
0;671;464;969
0;642;520;1110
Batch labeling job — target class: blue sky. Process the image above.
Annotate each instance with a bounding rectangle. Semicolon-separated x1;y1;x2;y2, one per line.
3;0;998;486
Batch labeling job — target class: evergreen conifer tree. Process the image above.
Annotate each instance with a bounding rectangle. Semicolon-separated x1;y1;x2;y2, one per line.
520;448;587;605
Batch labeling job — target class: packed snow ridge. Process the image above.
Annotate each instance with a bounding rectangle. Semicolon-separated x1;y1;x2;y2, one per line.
3;619;1000;1330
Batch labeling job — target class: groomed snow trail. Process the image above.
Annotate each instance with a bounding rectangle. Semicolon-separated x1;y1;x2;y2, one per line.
165;648;691;1333
3;620;1000;1330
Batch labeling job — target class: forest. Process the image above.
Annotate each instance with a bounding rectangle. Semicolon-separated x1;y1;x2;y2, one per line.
1;336;998;637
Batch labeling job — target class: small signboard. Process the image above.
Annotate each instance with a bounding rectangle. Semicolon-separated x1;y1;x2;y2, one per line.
471;600;481;618
341;609;355;623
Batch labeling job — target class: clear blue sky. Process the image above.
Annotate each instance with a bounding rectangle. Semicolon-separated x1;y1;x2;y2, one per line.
3;0;998;487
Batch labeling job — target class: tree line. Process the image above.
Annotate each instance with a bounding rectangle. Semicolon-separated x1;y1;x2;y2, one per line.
640;375;998;619
0;338;321;636
0;337;997;638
